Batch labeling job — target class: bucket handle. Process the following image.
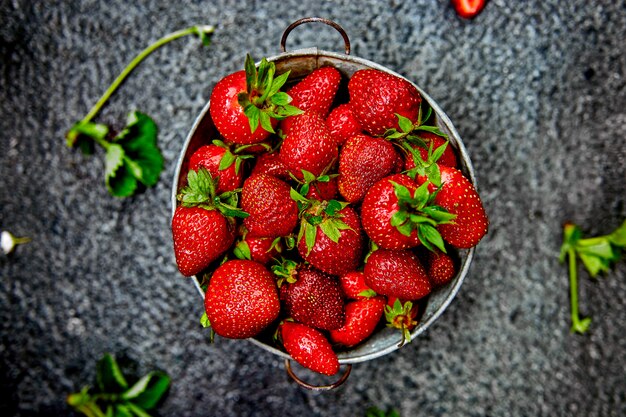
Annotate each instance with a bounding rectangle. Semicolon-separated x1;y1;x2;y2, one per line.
280;17;351;55
284;359;352;391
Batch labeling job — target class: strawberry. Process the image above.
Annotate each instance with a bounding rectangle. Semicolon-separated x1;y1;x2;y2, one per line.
279;111;338;180
305;176;338;201
172;168;246;277
241;173;299;238
280;66;342;136
280;321;339;376
188;141;250;193
364;249;431;300
209;55;301;144
420;248;457;287
326;103;362;145
250;151;291;181
403;131;457;171
361;173;456;251
452;0;486;19
339;271;377;300
385;297;419;345
279;265;345;331
296;201;364;276
329;296;386;347
416;165;488;248
233;228;282;265
348;69;421;136
205;260;280;339
337;134;399;203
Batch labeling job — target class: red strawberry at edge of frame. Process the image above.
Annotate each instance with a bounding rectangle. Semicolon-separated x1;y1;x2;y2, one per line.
348;69;422;136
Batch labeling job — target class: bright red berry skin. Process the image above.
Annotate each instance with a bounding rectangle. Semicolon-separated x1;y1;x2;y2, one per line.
279;111;338;180
172;206;235;277
205;260;280;339
403;132;458;170
417;165;488;248
329;296;386;347
250;152;291;181
243;235;281;265
326;103;362;145
305;177;339;201
348;69;422;136
188;145;243;193
364;249;432;300
209;71;277;144
241;173;299;239
361;174;421;249
423;249;457;287
297;206;364;276
281;67;342;135
338;134;399;204
280;321;340;376
280;266;345;331
339;271;376;300
452;0;486;19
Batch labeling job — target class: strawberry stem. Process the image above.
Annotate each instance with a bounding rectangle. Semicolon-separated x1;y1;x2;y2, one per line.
80;26;214;125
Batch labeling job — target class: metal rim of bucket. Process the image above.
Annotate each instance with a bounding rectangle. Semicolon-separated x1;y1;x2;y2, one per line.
171;17;476;377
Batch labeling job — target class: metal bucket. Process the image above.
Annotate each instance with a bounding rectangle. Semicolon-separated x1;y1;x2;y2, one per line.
171;17;476;388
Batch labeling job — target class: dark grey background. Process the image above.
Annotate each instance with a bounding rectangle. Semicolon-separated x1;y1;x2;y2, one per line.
1;1;625;416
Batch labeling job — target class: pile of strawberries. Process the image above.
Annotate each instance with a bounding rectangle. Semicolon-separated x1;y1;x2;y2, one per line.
172;55;488;377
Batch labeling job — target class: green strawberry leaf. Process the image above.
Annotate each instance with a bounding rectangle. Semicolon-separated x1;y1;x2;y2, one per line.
396;113;414;133
122;371;170;410
200;312;211;328
324;200;343;217
607;219;626;246
177;168;217;207
66;120;109;153
218;150;236;171
304;223;317;255
270;91;291;106
96;354;128;393
418;223;447;253
233;240;252;260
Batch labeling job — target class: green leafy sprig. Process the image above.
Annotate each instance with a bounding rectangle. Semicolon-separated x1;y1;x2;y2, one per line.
66;25;215;197
559;220;626;334
389;180;456;253
365;407;401;417
67;353;170;417
237;54;303;134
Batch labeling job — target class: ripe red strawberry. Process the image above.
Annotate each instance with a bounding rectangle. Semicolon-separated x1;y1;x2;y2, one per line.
339;271;376;300
250;152;291;181
364;249;431;300
452;0;486;19
403;132;457;170
329;296;386;347
188;143;247;193
205;260;280;339
280;321;339;376
279;111;338;180
280;66;342;135
416;165;488;248
172;168;245;277
280;265;345;331
422;248;457;286
338;134;399;203
305;177;339;200
348;69;422;136
233;228;282;265
326;103;362;145
209;55;301;144
361;173;457;252
385;296;419;345
172;206;234;277
241;173;299;238
361;174;421;249
297;202;364;276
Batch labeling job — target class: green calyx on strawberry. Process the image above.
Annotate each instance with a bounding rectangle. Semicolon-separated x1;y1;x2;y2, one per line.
388;179;456;253
237;54;303;135
384;297;418;347
233;227;283;265
290;168;338;201
294;196;364;276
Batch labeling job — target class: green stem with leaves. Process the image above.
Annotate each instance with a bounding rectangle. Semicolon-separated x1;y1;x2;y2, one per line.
81;25;214;125
566;244;591;334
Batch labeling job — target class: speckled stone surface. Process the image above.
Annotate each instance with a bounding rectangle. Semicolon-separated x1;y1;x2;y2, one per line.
1;1;625;416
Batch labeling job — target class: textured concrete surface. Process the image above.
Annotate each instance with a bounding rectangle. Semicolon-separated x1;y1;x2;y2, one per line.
1;1;625;416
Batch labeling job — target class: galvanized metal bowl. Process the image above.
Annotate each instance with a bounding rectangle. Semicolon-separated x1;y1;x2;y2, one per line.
171;17;476;386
